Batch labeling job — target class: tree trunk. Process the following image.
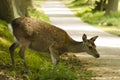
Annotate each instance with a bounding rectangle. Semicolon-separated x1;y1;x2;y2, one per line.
92;0;107;11
14;0;28;17
26;0;33;7
0;0;32;22
0;0;14;22
106;0;119;14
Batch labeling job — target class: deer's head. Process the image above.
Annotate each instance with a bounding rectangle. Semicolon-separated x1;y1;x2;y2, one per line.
82;34;100;58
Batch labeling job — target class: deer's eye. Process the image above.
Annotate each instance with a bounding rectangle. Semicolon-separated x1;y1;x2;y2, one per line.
89;46;92;49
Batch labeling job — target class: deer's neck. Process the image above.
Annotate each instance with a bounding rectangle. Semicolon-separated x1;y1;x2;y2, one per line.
67;40;86;53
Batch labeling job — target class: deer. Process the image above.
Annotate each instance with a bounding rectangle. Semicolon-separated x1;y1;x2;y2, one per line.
9;17;100;71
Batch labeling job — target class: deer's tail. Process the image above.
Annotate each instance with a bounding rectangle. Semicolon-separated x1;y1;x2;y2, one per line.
8;23;13;34
8;23;18;42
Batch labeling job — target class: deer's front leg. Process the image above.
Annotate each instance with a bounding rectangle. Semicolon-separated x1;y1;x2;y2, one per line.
19;44;29;72
49;44;60;66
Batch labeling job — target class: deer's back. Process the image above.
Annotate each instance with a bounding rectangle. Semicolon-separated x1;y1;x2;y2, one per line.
11;17;73;52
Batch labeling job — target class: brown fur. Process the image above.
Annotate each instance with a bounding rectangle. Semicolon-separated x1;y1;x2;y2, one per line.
9;17;100;71
12;17;73;52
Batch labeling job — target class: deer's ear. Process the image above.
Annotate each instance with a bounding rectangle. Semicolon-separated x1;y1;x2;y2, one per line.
82;34;87;42
90;36;98;42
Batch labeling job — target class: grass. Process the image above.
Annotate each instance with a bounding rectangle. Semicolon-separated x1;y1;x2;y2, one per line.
28;8;50;23
65;0;120;36
0;1;94;80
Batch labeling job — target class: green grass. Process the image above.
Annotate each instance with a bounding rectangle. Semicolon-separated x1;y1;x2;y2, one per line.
28;8;50;23
66;0;120;36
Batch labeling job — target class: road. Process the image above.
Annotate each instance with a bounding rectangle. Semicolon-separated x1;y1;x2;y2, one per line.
40;0;120;80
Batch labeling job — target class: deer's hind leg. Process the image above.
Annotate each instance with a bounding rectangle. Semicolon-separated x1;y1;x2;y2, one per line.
9;42;19;66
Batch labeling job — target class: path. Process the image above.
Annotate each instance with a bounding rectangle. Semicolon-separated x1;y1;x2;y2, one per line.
40;0;120;80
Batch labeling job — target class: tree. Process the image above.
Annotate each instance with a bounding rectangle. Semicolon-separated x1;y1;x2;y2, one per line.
0;0;14;22
26;0;33;7
106;0;119;14
14;0;28;17
92;0;107;11
0;0;33;22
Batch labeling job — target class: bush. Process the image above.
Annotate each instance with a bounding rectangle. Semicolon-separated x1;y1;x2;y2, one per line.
77;10;120;27
77;11;105;24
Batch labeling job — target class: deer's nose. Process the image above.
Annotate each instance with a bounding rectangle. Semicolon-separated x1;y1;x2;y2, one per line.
96;54;100;58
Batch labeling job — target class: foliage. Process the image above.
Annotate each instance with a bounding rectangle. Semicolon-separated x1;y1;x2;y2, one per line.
77;11;120;36
79;10;120;27
0;20;13;41
70;0;88;7
0;20;13;54
66;0;120;36
28;8;50;23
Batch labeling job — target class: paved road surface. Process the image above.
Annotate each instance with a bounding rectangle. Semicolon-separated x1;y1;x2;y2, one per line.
40;0;120;80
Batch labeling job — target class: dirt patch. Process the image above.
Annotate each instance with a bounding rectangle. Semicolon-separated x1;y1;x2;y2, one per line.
0;63;29;80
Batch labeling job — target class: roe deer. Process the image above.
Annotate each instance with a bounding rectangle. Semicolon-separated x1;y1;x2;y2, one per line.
9;17;100;71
